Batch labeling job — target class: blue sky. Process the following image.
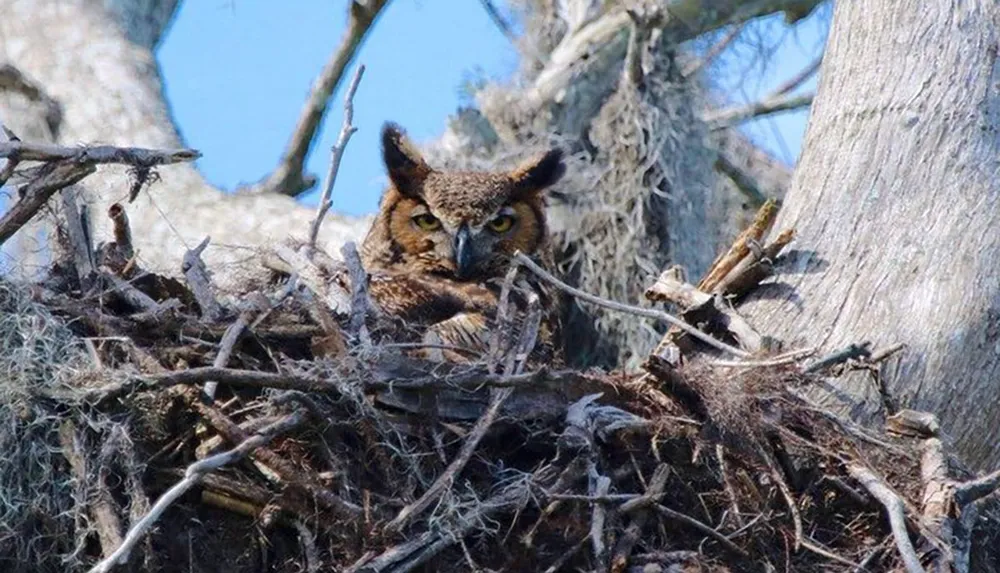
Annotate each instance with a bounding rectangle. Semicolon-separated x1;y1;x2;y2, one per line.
158;1;827;218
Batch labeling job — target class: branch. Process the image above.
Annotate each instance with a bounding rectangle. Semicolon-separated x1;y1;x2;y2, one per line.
86;410;307;573
0;140;199;165
258;1;388;197
847;464;924;573
0;159;95;247
181;236;224;323
513;252;750;358
525;0;825;111
771;54;822;96
714;152;769;207
705;92;815;128
309;65;364;247
682;22;747;78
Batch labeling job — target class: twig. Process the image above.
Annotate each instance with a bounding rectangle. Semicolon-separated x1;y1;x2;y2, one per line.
801;342;872;373
847;464;924;573
801;537;861;568
308;64;365;247
202;295;268;401
682;23;746;78
87;411;307;573
514;252;750;358
715;152;769;207
611;464;670;573
0;140;198;165
868;342;906;364
654;504;747;557
262;1;387;197
709;347;816;368
478;0;519;48
181;236;223;322
0;159;95;247
0;122;20;188
761;444;803;551
705;92;815;128
771;54;822;96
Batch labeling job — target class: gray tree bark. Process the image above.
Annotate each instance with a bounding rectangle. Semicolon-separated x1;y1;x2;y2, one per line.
742;0;1000;470
0;0;370;289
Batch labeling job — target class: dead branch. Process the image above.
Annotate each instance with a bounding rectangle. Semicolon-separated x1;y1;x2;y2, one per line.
202;294;270;401
0;159;95;246
259;1;387;197
847;464;924;573
191;399;362;519
654;504;747;557
341;241;373;342
86;410;307;573
308;64;365;248
715;152;769;207
0;140;198;165
682;22;747;78
60;185;97;288
59;421;123;559
705;92;815;128
514;252;750;358
771;54;823;96
0;121;20;187
801;342;872;373
611;464;669;573
699;198;780;293
181;236;223;323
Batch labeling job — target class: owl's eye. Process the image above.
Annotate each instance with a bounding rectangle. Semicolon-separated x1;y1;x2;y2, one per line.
487;214;515;233
412;213;441;231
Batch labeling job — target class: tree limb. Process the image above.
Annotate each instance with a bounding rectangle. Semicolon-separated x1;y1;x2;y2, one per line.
705;92;815;128
256;0;389;197
0;140;199;165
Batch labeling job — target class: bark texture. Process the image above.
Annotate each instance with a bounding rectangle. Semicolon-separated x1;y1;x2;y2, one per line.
742;0;1000;470
0;0;369;289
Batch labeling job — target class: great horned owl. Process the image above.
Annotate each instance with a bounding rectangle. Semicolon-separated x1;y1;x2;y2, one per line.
358;122;566;364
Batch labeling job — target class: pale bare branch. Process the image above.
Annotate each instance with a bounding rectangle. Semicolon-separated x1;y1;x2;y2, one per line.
308;65;364;249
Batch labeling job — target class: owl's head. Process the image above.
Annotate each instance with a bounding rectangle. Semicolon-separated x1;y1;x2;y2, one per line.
373;122;565;280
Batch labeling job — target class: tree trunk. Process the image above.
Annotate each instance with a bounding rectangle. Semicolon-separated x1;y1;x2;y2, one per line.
0;0;369;288
742;0;1000;470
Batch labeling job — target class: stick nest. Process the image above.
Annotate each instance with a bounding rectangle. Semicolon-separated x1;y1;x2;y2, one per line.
3;221;999;573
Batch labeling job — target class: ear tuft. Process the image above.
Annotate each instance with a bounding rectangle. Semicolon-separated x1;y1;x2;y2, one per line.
381;121;431;196
509;148;566;195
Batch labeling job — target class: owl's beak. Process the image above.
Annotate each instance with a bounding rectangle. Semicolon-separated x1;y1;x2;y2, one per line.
454;225;474;279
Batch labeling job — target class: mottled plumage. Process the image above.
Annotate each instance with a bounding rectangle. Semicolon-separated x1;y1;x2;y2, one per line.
358;121;566;364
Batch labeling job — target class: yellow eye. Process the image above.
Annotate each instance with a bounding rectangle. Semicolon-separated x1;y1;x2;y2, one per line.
412;213;441;231
488;215;515;233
